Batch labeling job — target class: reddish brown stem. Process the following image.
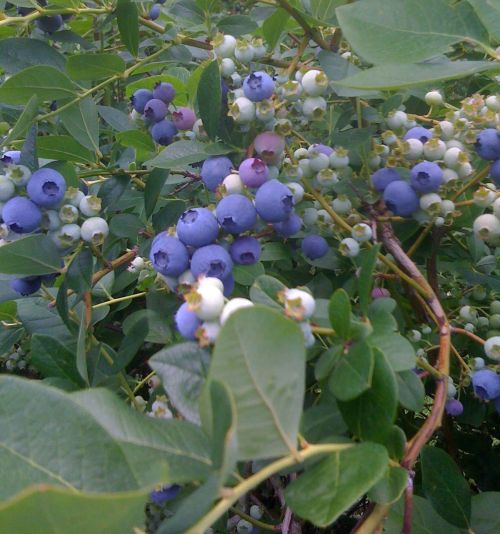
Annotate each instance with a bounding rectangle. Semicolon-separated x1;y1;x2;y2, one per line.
451;326;485;345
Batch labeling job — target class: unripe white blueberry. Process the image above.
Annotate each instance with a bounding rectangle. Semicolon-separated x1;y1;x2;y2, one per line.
332;195;352;214
485;95;500;111
220;298;254;325
478;316;490;329
52;223;81;248
198;321;221;344
457;162;473;179
303;207;318;226
5;164;31;186
402;138;423;160
283;288;316;320
473;186;496;207
234;40;254;63
309;152;330;171
294;147;309;160
473;213;500;241
382;130;398;146
79;195;101;217
442;168;459;184
317;209;333;225
189;284;224;321
447;379;457;399
386;110;407;130
423;138;446;160
484;336;500;361
213;34;237;58
446;139;464;150
177;269;195;287
329;147;349;169
425;90;443;106
127;256;145;273
229;97;255;124
300;321;315;348
420;193;442;214
193;119;208;140
250;505;263;520
464;322;475;332
256;100;275;122
0;176;15;201
315;168;338;188
222;173;244;195
409;329;422;342
351;223;372;242
198;276;225;293
459;305;478;323
473;356;486;369
41;210;61;231
251;38;266;58
493;197;500;217
421;325;432;334
80;216;109;244
59;204;79;224
230;72;242;88
302;96;327;119
435;120;454;140
286;182;304;203
339;237;360;257
65;187;85;207
434;216;445;227
298;158;313;178
220;57;236;76
281;80;303;101
443;147;465;169
301;69;328;96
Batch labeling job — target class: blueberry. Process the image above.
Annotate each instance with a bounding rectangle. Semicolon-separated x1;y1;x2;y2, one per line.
27;168;66;208
404;126;432;144
143;98;167;122
150;484;181;505
10;276;42;296
253;132;285;164
190;244;233;280
310;143;333;156
471;369;500;400
383;180;419;217
131;89;154;114
475;128;500;160
35;15;63;34
273;213;302;237
243;71;275;102
301;234;328;260
255;179;294;222
175;303;201;340
230;236;261;265
410;161;443;193
371;168;401;193
222;273;235;296
176;207;219;248
490;159;500;185
150;120;178;146
172;107;196;130
1;150;21;165
2;196;42;233
445;399;464;417
149;233;190;276
200;156;233;191
153;82;176;105
238;158;269;188
149;3;161;20
216;194;257;234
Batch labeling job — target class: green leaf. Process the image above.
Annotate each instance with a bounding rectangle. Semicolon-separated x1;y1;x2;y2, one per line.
338;348;398;442
0;66;77;104
0;328;24;358
468;0;500;41
97;105;132;132
0;38;66;73
152;199;187;232
262;8;290;51
109;213;143;239
19;124;38;171
17;296;72;342
0;375;211;500
328;288;351;339
0;485;154;534
217;15;258;36
66;53;126;80
97;175;130;210
232;262;265;286
300;401;348;442
112;315;149;372
260;241;290;261
30;334;81;385
285;443;388;527
116;129;155;153
396;370;425;412
0;95;38;148
0;236;62;276
76;309;88;385
249;274;286;310
329;341;374;401
471;492;500;534
36;136;95;164
357;244;380;316
308;0;347;24
145;169;169;218
146;140;232;170
149;342;211;424
368;465;407;505
201;306;305;460
115;0;139;56
336;0;489;64
421;446;471;528
197;60;221;140
60;98;100;154
337;61;498;90
66;248;93;294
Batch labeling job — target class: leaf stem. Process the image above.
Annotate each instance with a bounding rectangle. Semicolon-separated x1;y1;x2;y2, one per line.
229;507;279;531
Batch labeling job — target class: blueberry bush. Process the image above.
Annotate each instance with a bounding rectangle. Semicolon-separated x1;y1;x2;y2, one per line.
1;0;500;532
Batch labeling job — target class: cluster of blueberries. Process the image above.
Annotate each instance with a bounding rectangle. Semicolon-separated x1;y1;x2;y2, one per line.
0;152;108;296
14;0;70;34
130;82;197;146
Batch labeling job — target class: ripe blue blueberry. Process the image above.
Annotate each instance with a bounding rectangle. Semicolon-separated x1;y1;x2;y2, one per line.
255;179;294;222
475;128;500;160
190;244;233;280
222;273;234;296
383;180;419;217
143;98;167;122
273;213;302;237
150;120;177;146
243;71;275;102
176;207;219;248
2;196;42;233
471;369;500;400
35;15;63;33
200;156;233;191
403;126;432;144
150;484;181;505
238;158;269;188
301;234;328;260
27;167;66;208
153;82;176;104
172;107;196;130
230;236;261;265
490;159;500;185
309;143;333;156
10;276;42;296
371;168;401;193
131;89;153;114
445;399;464;417
175;303;201;340
149;3;161;20
216;194;257;234
253;131;285;165
410;161;443;193
149;233;189;276
1;150;21;164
